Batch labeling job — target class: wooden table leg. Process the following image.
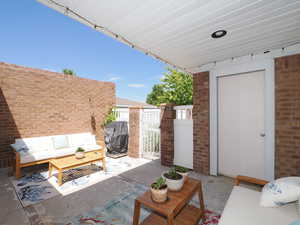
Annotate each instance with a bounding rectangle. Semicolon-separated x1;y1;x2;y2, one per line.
167;215;175;225
132;200;141;225
198;184;205;212
15;152;21;179
102;157;107;172
198;183;205;223
58;169;63;186
48;163;53;178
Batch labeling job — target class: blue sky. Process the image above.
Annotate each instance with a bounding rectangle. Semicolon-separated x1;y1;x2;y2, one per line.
0;1;167;102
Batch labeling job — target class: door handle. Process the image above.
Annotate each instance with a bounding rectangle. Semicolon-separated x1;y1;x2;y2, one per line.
260;133;266;137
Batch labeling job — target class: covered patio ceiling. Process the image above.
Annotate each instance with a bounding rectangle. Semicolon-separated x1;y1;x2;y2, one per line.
38;0;300;73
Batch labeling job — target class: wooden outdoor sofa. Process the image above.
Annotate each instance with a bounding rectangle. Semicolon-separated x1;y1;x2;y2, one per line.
218;175;298;225
11;132;104;178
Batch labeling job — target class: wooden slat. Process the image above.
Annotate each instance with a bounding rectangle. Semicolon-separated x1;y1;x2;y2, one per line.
140;205;203;225
50;150;104;169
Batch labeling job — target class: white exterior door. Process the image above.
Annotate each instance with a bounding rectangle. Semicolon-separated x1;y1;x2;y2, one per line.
218;71;265;179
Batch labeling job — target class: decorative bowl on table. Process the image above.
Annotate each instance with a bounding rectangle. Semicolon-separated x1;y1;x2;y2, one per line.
162;168;184;191
75;147;85;159
174;165;190;183
150;177;168;203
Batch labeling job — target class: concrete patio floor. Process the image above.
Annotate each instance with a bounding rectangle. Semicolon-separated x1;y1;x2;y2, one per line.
0;159;255;225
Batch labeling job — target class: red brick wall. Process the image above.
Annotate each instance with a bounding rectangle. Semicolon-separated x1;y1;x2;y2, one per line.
275;54;300;177
128;107;140;158
160;103;176;166
0;62;115;168
193;72;210;174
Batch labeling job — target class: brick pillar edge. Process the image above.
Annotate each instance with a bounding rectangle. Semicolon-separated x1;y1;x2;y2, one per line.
128;107;141;158
160;103;176;166
193;72;210;174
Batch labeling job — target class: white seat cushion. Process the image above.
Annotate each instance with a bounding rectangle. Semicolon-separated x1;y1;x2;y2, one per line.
53;144;102;158
83;144;102;151
20;150;55;164
219;186;298;225
54;147;77;158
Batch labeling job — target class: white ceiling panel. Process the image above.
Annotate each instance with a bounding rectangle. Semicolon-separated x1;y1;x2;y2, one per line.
38;0;300;72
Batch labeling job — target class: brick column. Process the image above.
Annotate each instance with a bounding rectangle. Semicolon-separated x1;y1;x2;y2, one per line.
160;103;176;166
128;107;140;158
275;54;300;177
193;72;210;174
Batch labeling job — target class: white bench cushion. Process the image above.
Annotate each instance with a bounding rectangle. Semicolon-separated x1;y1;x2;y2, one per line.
20;150;55;164
52;135;69;149
53;144;102;158
20;144;102;164
13;132;101;164
15;136;53;153
68;133;94;147
219;186;298;225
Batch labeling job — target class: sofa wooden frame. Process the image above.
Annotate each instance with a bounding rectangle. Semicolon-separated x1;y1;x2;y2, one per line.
13;140;105;179
235;175;268;187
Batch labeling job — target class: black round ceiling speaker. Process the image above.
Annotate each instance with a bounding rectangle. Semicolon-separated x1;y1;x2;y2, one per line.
211;30;227;38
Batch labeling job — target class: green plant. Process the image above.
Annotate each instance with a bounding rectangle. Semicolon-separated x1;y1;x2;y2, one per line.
151;177;167;190
76;147;85;152
146;67;193;106
174;165;189;173
164;167;182;180
102;108;117;127
62;68;76;75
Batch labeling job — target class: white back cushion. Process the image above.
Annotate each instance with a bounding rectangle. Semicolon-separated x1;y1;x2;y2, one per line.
68;132;95;147
13;132;96;154
52;135;69;149
15;136;53;153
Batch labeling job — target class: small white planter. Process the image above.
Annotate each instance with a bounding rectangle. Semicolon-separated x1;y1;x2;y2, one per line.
75;152;85;159
162;172;184;191
176;171;189;182
151;187;168;203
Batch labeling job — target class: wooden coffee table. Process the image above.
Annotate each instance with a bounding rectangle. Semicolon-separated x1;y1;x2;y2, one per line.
132;178;205;225
49;150;106;186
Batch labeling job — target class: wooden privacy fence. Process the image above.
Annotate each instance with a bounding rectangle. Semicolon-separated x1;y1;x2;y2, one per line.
173;105;193;169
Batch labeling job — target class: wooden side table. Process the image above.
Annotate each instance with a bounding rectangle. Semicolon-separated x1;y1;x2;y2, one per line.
132;178;205;225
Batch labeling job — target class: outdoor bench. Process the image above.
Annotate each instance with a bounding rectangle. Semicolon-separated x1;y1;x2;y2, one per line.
10;132;103;178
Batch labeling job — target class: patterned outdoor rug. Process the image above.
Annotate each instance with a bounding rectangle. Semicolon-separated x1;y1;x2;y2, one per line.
10;157;150;207
64;184;220;225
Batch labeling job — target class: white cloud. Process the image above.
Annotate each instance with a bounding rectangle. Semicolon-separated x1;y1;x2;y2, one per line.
109;76;122;81
128;84;145;88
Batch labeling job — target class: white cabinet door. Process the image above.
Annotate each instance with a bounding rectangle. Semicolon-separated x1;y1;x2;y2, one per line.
218;71;265;179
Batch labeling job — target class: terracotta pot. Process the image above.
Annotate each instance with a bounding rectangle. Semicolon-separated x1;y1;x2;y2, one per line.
162;172;184;191
75;152;85;159
176;171;189;182
151;186;168;203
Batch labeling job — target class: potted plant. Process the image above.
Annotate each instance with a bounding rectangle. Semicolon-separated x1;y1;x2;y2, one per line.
150;177;168;203
75;147;85;159
174;165;189;182
162;167;184;191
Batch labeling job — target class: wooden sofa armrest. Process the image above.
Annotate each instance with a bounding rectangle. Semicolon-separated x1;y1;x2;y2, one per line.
235;175;268;186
